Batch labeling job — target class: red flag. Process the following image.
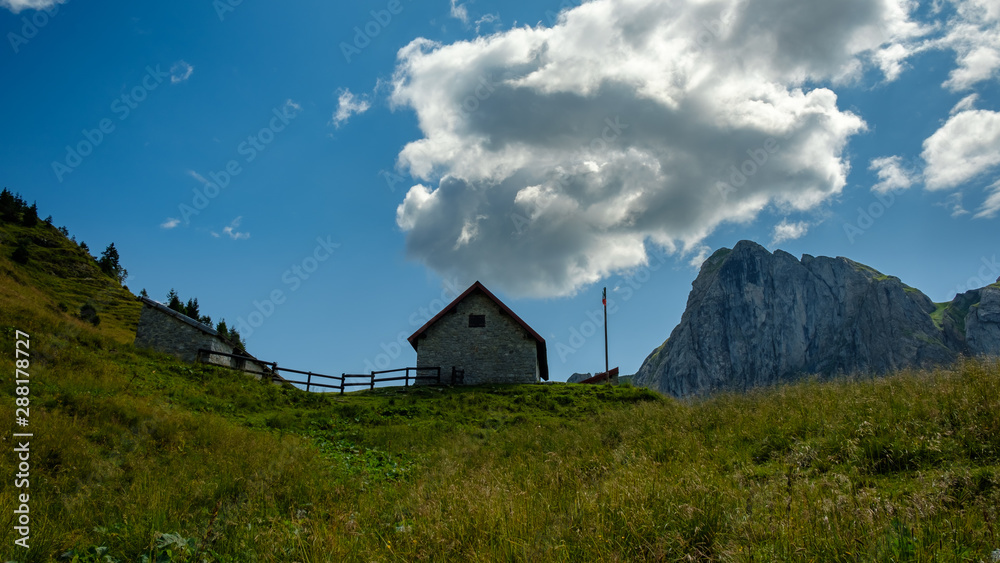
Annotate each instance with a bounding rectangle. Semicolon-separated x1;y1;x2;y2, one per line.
602;287;606;307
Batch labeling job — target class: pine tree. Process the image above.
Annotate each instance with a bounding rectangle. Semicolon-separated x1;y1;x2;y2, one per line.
215;319;228;337
184;297;200;319
20;202;38;227
97;243;127;284
229;328;245;351
0;188;20;223
139;288;149;298
166;289;183;312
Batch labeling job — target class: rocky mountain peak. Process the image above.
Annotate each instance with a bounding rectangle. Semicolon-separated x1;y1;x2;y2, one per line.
635;241;999;397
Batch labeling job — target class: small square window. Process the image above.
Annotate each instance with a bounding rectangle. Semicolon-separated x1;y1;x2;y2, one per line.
469;314;486;327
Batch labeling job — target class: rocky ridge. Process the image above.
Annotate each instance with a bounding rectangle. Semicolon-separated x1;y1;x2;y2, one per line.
634;240;1000;397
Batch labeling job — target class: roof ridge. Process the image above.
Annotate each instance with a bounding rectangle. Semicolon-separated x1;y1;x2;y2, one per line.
406;281;545;349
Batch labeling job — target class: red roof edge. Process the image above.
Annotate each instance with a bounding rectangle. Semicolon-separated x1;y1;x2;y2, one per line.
580;367;619;385
406;281;549;381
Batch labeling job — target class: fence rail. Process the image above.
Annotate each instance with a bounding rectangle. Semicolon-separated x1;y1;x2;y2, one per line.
197;349;447;393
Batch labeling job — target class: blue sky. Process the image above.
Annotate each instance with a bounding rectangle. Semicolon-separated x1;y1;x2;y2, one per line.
2;0;998;381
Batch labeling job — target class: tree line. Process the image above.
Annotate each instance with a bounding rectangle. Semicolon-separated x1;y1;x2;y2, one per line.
140;287;246;351
4;187;246;351
1;187;126;283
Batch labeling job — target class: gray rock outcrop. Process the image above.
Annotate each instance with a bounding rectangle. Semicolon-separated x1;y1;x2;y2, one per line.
635;241;1000;397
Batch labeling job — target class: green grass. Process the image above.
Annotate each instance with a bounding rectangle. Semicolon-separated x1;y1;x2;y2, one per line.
2;219;1000;561
930;302;950;329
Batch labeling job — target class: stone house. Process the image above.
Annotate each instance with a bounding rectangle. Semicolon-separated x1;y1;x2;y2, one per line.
407;281;549;385
133;296;267;375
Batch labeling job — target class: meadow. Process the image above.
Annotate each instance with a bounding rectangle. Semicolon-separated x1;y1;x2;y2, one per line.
1;218;998;562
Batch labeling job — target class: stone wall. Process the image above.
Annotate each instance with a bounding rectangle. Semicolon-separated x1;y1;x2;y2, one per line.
134;304;232;363
415;292;539;385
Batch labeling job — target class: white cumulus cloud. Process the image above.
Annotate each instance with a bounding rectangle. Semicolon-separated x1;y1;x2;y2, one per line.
870;155;917;193
922;109;1000;191
771;220;811;246
937;0;1000;91
390;0;925;297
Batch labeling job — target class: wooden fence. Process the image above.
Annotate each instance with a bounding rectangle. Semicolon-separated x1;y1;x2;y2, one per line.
197;349;452;393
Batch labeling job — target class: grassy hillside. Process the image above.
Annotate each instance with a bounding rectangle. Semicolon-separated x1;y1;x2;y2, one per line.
2;218;999;562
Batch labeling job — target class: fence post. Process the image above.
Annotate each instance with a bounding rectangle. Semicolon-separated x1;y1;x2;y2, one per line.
405;368;409;388
306;371;313;393
370;371;375;391
340;374;346;395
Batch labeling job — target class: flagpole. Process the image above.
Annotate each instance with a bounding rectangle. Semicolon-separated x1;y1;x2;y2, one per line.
603;287;609;385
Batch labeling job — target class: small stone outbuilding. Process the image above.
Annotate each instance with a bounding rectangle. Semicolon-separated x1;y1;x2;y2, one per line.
407;281;549;385
133;297;266;375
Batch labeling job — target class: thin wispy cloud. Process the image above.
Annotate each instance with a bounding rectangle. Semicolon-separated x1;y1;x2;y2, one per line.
160;218;180;229
474;13;500;34
170;61;194;84
937;192;970;218
449;0;469;23
975;180;1000;219
0;0;64;14
187;170;208;184
221;216;250;240
332;89;370;128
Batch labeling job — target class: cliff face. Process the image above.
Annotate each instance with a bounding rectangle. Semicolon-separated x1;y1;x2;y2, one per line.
635;241;1000;397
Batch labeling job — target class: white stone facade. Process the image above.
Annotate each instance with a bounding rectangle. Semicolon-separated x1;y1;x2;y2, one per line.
412;290;544;385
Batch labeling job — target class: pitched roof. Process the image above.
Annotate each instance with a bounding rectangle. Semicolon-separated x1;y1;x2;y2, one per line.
407;281;548;381
139;296;220;336
579;367;619;384
139;296;245;353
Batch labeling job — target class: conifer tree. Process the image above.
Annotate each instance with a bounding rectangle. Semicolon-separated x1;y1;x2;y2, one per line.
20;202;38;227
184;297;200;319
97;243;127;283
0;188;20;222
166;289;183;312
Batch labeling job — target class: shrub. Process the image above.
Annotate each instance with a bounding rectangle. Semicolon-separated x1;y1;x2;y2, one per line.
11;241;29;264
79;302;101;326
